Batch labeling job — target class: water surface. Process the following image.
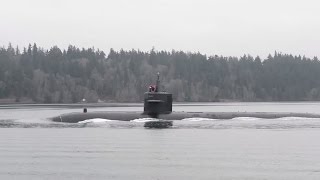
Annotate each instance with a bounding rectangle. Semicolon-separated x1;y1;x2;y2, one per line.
1;102;320;179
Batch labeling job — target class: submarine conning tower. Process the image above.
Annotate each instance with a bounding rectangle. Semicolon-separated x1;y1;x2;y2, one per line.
143;72;172;118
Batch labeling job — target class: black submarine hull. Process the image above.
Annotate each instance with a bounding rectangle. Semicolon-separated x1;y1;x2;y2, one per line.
51;111;320;123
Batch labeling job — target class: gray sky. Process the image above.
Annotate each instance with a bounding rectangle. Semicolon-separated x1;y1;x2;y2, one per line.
0;0;319;58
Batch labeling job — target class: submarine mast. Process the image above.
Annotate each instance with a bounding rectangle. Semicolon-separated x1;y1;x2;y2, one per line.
155;72;160;92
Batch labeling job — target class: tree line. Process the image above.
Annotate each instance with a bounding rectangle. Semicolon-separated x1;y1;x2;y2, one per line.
0;43;320;103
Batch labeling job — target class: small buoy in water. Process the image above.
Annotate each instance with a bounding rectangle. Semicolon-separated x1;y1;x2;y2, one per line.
83;108;87;113
144;120;173;128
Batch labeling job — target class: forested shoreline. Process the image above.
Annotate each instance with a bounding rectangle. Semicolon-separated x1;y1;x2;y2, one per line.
0;43;320;103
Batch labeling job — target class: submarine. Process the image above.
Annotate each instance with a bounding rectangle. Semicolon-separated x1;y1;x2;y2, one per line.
52;72;175;128
51;73;320;127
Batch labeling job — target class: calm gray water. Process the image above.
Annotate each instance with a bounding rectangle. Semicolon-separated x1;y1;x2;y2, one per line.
1;102;320;179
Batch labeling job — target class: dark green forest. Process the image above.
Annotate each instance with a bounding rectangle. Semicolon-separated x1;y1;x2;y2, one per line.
1;43;320;103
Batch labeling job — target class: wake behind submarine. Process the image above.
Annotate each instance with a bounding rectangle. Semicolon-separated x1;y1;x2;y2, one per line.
51;73;320;128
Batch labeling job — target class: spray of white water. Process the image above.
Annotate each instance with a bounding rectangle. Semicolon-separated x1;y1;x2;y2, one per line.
78;118;116;124
182;118;219;121
130;118;160;123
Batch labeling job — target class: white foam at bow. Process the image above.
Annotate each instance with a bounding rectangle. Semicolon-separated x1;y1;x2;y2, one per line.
130;118;160;123
78;118;115;124
231;117;262;121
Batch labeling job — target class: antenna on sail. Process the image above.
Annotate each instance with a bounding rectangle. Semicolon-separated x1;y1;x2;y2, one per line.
155;72;160;92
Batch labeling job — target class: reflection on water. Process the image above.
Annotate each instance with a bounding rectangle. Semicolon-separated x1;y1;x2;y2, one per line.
1;128;320;180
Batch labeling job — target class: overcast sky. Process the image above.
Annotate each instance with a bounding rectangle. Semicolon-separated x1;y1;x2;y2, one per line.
0;0;319;58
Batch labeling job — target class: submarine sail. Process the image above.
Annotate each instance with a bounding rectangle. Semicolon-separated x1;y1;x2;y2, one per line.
143;72;172;118
143;72;173;128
